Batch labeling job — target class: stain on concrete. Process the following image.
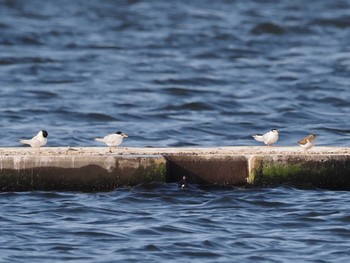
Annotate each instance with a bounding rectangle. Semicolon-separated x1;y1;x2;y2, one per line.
165;155;248;186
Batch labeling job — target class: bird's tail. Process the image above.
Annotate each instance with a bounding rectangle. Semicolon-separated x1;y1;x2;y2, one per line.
252;134;264;142
94;138;104;143
19;139;30;145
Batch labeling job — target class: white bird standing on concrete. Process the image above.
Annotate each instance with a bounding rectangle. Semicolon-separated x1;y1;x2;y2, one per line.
252;129;279;146
20;130;48;148
298;134;317;151
95;131;128;151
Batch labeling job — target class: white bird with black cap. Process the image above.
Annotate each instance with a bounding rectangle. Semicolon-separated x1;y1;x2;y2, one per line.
19;130;48;148
95;131;128;152
252;129;279;146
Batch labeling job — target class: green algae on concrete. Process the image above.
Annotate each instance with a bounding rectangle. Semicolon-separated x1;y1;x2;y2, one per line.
118;156;166;186
251;155;350;190
141;157;166;182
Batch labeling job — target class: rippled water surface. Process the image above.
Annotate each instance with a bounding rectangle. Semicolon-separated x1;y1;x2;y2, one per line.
0;0;349;147
1;186;350;262
1;0;350;262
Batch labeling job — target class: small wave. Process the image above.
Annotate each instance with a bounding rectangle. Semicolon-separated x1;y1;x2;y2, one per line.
25;90;59;99
57;110;118;122
0;22;9;29
39;79;79;84
156;102;214;111
130;228;160;236
1;35;44;46
316;127;350;135
309;16;350;29
131;182;170;192
317;96;349;107
153;77;227;86
84;113;118;121
142;244;162;252
227;48;261;59
162;87;216;96
0;56;55;65
275;75;299;81
251;22;285;35
163;87;195;96
191;51;221;59
65;43;124;50
1;110;23;121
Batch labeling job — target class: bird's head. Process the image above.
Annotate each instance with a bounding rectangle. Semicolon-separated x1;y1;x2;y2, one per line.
41;130;48;138
271;129;278;134
116;131;128;138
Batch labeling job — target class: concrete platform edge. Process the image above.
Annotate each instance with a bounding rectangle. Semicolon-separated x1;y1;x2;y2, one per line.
0;147;349;191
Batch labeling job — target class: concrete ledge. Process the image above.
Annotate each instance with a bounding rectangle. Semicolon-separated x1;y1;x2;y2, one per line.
0;155;166;191
0;147;349;191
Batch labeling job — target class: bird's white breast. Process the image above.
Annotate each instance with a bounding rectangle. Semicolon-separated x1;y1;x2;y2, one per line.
103;134;123;146
263;131;278;145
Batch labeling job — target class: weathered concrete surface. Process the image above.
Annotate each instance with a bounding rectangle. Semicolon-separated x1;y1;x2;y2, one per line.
165;155;248;186
0;146;349;156
0;154;166;191
249;155;350;190
0;146;349;191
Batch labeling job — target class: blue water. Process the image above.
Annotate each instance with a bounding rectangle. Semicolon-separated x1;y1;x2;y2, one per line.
1;0;350;261
0;0;349;147
1;186;350;262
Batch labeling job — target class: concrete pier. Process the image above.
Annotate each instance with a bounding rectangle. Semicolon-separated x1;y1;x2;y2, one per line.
0;147;349;191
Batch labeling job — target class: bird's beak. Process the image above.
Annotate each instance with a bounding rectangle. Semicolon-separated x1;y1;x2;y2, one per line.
274;130;279;134
123;134;128;138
